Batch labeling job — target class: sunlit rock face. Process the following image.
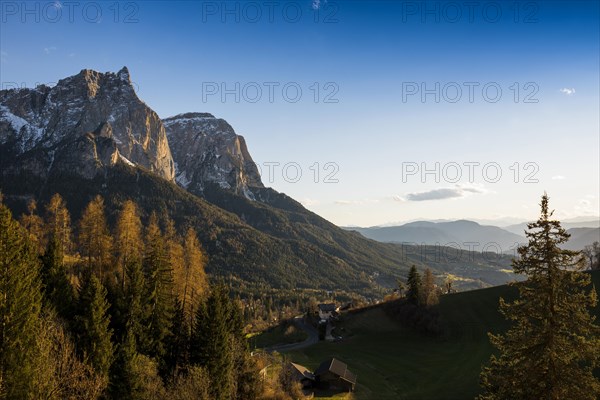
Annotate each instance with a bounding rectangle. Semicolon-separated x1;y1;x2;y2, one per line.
163;112;264;199
0;67;175;181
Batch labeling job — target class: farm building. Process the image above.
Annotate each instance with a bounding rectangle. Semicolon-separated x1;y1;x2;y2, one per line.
315;358;357;392
318;303;340;321
287;362;315;389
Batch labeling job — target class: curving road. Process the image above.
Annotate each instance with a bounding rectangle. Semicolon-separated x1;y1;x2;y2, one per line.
266;315;319;353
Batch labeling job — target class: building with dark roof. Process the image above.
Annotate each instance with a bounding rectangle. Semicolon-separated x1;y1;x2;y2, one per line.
314;358;357;392
318;303;340;321
287;362;315;389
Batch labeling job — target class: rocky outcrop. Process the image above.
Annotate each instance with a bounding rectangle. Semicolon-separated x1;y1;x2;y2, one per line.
163;112;263;198
0;68;269;195
0;67;174;181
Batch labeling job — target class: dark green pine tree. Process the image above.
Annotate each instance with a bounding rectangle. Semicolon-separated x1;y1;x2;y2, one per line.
163;298;189;380
228;295;261;399
107;257;148;348
109;328;142;400
108;260;147;400
77;273;114;379
0;200;43;399
142;213;175;361
40;234;75;319
125;259;148;348
406;265;422;305
479;194;600;400
191;285;234;400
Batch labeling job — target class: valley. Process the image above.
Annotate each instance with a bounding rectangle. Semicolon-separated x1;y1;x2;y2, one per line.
265;271;600;399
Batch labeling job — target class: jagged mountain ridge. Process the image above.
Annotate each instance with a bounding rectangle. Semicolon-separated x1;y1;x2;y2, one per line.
0;67;174;181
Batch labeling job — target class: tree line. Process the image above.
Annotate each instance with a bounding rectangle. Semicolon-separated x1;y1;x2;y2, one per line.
0;193;261;399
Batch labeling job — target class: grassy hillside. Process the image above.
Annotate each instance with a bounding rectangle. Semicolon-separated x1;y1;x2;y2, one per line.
287;271;600;400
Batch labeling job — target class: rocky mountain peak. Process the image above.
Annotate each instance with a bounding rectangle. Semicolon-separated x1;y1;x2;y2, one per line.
56;67;136;101
117;66;131;81
1;68;269;199
0;67;174;181
163;112;264;198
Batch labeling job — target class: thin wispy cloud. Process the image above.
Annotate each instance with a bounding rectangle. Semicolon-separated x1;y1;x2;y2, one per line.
559;88;576;96
44;47;57;55
406;188;464;201
0;51;7;64
402;184;488;202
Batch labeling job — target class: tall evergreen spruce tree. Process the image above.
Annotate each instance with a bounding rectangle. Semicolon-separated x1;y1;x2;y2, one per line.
77;274;114;379
0;201;43;399
143;213;175;361
228;295;261;399
125;259;148;349
41;235;75;318
191;285;234;400
109;328;141;400
479;194;600;399
406;265;422;305
163;298;189;380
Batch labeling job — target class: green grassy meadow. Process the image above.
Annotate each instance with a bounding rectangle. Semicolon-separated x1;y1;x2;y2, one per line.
250;320;309;349
286;271;600;400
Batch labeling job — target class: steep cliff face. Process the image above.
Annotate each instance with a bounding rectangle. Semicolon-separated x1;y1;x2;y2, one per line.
0;67;174;181
163;112;263;198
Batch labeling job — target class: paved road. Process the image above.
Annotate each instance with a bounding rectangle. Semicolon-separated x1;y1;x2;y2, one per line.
266;315;319;353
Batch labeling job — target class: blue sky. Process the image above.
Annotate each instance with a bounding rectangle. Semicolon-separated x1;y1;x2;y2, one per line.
1;0;599;226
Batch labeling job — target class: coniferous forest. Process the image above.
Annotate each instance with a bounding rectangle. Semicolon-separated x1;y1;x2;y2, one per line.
0;192;262;399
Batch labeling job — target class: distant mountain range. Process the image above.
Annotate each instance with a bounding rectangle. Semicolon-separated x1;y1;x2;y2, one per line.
562;227;600;251
345;221;526;254
346;219;600;253
0;68;520;295
503;220;600;235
